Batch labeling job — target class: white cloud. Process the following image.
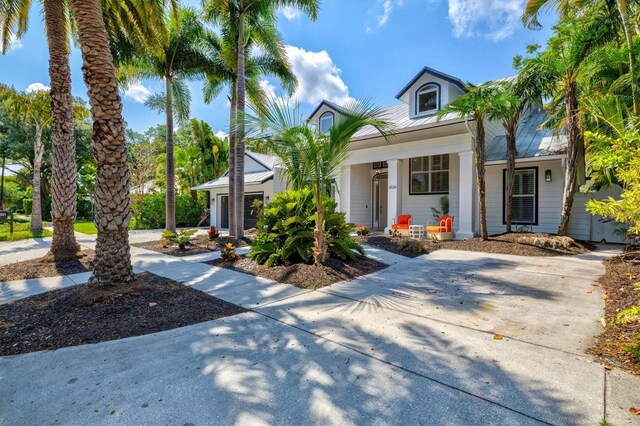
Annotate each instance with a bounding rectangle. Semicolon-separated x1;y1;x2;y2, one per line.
123;83;152;103
215;130;228;140
259;79;277;100
283;45;352;106
6;34;22;51
280;6;301;20
448;0;525;41
26;82;50;93
366;0;394;33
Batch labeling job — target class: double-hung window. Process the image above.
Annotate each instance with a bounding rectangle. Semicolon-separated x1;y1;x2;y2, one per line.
410;154;449;194
505;168;537;224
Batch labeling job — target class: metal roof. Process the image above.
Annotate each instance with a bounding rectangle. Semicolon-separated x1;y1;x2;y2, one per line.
486;109;568;161
193;170;274;190
395;66;467;99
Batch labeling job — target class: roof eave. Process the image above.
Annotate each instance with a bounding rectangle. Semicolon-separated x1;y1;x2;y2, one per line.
395;66;467;100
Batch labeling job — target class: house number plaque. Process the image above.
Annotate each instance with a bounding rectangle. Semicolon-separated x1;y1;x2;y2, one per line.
388;185;397;189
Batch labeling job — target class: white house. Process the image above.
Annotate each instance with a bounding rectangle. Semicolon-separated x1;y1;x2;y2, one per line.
196;66;624;243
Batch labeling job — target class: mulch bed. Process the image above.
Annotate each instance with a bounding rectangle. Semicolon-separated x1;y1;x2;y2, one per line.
208;255;387;289
131;234;253;257
0;272;246;356
356;232;593;258
0;250;95;281
589;250;640;375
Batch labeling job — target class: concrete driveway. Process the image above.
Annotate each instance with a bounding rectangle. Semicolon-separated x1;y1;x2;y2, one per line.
1;243;638;425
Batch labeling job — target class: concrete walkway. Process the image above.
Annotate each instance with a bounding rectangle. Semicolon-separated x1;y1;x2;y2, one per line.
1;239;639;425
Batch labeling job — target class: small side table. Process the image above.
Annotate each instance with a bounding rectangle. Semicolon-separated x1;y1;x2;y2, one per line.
408;224;424;239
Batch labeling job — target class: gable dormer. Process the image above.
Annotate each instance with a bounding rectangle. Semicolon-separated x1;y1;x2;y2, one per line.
395;66;466;119
308;99;341;133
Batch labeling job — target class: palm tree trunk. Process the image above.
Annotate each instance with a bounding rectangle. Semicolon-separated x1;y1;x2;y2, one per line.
70;0;134;287
165;76;176;232
617;0;640;115
234;12;246;238
44;0;79;260
228;83;237;237
313;190;329;264
505;124;517;233
31;123;44;232
558;81;580;236
475;117;488;240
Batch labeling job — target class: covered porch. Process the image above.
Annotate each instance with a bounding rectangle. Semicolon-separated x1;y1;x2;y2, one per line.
336;141;476;240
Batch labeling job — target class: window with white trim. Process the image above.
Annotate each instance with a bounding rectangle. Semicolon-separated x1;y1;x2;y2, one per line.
415;83;440;115
319;112;334;133
410;154;449;194
505;168;537;224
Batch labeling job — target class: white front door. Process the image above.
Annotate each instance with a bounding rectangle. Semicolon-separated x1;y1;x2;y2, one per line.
373;174;388;229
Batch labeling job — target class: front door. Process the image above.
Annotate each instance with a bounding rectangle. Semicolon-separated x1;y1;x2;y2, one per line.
218;193;263;230
373;174;388;229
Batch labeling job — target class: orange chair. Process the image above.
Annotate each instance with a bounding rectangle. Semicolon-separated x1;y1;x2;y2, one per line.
427;215;455;240
391;214;412;236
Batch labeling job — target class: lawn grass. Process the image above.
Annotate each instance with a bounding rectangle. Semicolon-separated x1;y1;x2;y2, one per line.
74;221;98;235
0;222;53;242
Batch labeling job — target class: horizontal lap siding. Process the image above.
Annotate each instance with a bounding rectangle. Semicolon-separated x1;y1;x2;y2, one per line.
485;160;564;235
349;163;372;226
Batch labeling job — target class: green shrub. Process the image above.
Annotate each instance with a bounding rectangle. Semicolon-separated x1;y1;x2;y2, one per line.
77;198;93;220
161;228;197;250
22;198;32;215
134;192;204;229
249;188;363;267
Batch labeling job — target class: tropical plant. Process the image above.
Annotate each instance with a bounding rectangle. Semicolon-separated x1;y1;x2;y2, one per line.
119;8;216;232
202;0;307;237
437;83;496;240
69;0;134;288
207;225;220;240
249;189;363;267
489;79;527;233
0;85;51;232
221;242;238;261
355;225;369;236
244;98;392;264
161;228;197;250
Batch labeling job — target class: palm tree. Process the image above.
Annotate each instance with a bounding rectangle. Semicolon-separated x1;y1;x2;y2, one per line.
488;80;526;233
244;99;392;264
522;0;640;115
205;0;319;238
0;85;52;232
438;83;496;240
201;11;298;236
69;0;133;288
2;0;168;260
120;8;215;232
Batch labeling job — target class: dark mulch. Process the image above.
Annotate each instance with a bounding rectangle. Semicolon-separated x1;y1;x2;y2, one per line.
589;250;640;375
0;272;246;356
0;250;95;281
354;235;428;258
208;254;387;289
356;232;593;257
131;234;253;257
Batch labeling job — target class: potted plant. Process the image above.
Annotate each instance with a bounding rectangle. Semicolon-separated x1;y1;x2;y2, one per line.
355;225;369;236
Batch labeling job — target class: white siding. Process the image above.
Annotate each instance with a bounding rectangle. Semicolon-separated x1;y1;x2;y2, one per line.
244;156;269;173
272;167;289;194
208;180;274;228
485;160;564;235
349;163;372;226
400;153;460;231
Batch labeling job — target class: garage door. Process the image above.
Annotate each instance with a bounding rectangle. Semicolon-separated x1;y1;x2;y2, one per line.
219;193;263;230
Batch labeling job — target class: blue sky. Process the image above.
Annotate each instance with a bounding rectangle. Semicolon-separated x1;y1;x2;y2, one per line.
0;0;556;136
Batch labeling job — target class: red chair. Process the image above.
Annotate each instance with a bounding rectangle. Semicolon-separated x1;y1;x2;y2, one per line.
391;214;412;236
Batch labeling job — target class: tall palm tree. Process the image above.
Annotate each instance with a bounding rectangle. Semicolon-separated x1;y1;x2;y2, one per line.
489;80;527;233
522;0;640;114
0;85;52;232
244;99;392;264
201;9;298;236
206;0;319;238
1;0;168;260
69;0;133;287
120;8;215;232
438;83;496;240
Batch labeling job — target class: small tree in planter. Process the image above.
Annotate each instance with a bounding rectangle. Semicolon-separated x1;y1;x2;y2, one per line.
161;229;197;251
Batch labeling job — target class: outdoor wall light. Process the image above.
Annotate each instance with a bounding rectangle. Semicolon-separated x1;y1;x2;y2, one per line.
265;195;270;203
545;170;552;182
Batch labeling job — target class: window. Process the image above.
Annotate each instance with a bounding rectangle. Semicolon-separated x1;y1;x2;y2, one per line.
372;161;388;170
415;83;440;115
504;168;537;225
410;154;449;194
319;112;334;133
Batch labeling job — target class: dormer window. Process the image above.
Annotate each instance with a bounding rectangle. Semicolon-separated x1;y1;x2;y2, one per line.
319;111;334;133
415;83;440;115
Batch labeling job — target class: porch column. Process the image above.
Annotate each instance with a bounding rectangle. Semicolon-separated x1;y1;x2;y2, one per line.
337;165;351;222
386;159;402;231
457;151;474;239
